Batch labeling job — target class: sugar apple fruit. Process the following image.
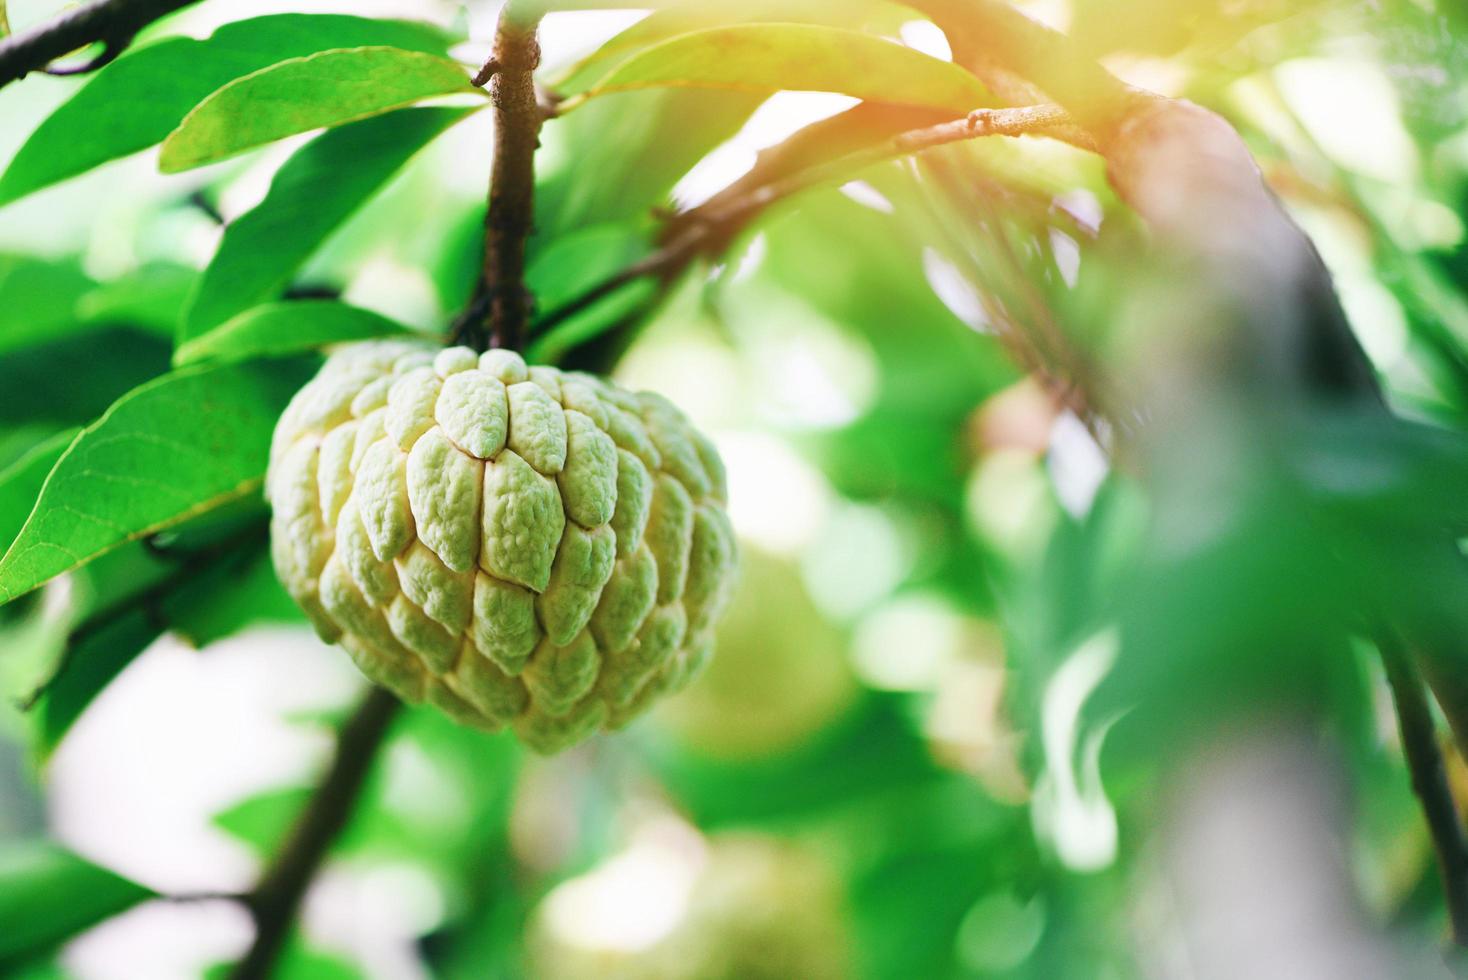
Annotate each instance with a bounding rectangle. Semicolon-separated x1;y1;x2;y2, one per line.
266;340;737;752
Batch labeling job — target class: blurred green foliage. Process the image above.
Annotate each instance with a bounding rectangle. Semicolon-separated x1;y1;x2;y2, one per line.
0;0;1464;976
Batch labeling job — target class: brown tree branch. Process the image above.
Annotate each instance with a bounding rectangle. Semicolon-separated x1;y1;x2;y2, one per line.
657;101;956;251
453;5;545;353
0;0;198;89
230;685;402;980
535;104;1075;338
1378;632;1468;954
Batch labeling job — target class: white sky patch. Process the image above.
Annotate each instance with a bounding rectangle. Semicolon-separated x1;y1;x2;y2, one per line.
64;899;252;980
924;247;991;331
1049;228;1081;288
1052;188;1104;235
49;629;359;895
671;145;758;211
840;180;896;213
729;231;768;283
1048;411;1109;518
538;9;652;73
308;862;446;979
1276;57;1419;184
899;19;952;60
1337;276;1410;372
215;137;311;222
672;92;861;208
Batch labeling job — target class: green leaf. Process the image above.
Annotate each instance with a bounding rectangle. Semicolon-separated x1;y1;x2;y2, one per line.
0;358;314;603
530;223;652;310
536;89;762;235
214;786;310;855
76;262;200;337
168;548;303;647
523;223;661;363
0;842;154;968
159;48;481;173
181;107;474;339
0;430;79;557
0;14;457;206
560;0;922;89
30;527;274;752
0;328;173;428
203;946;364;980
0;428;63;472
177;301;414;367
577;24;992;113
23;512;271;752
0;254;95;354
527;278;659;365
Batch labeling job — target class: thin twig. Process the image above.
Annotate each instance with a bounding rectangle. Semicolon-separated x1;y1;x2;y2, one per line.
1379;631;1468;954
161;890;246;905
0;0;198;89
533;104;1075;339
452;5;544;353
914;150;1111;442
230;685;402;980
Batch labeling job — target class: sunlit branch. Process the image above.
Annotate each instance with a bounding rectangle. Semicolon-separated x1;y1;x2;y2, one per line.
904;0;1143;142
535;103;1076;339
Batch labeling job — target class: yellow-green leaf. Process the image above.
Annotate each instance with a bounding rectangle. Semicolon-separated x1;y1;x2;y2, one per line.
159;47;481;173
559;0;922;89
577;24;991;113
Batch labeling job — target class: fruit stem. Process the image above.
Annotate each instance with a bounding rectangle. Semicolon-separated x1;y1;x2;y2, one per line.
454;3;544;354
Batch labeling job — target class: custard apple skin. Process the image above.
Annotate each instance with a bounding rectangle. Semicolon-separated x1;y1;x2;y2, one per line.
266;341;737;752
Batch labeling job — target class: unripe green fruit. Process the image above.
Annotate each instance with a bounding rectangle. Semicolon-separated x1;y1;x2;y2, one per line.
657;546;856;759
266;340;737;753
530;834;851;980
